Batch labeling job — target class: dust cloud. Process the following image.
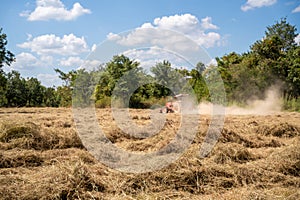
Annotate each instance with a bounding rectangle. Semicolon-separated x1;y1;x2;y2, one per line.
198;86;283;115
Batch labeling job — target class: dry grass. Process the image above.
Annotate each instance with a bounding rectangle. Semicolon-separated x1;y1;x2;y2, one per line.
0;107;300;199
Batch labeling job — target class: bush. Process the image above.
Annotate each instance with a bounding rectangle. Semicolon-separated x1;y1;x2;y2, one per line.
283;97;300;112
95;96;111;108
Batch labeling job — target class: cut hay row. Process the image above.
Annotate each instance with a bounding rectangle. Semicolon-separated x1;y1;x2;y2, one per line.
0;108;299;199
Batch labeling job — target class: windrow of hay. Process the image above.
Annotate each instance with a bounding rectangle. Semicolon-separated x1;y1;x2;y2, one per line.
0;121;83;150
263;138;300;178
257;122;300;137
0;160;106;200
0;108;300;199
211;143;259;164
219;128;282;148
0;148;96;168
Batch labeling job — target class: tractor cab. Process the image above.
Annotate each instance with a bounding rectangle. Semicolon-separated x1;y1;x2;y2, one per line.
162;94;189;113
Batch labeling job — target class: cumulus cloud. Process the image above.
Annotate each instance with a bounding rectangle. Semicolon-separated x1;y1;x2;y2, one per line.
292;5;300;13
107;32;122;41
201;17;219;30
37;73;62;87
107;14;222;49
11;52;40;70
80;59;102;71
18;33;89;56
10;52;56;71
153;14;199;33
20;0;91;21
123;47;194;72
241;0;277;11
60;56;84;67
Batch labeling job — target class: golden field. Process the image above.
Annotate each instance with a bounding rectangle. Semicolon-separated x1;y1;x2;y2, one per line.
0;107;299;199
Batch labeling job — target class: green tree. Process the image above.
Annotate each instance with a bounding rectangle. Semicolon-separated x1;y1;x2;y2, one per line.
54;68;78;107
150;60;184;97
0;28;14;106
216;52;242;100
6;71;27;107
265;18;297;52
25;77;45;106
43;87;59;107
0;28;15;72
189;62;209;101
0;73;7;106
284;46;300;99
95;55;140;101
72;69;96;107
54;68;77;87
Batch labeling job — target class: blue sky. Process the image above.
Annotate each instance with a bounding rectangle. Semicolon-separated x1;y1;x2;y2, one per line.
0;0;299;87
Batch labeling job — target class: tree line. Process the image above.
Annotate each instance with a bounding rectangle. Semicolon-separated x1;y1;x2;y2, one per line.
0;18;299;110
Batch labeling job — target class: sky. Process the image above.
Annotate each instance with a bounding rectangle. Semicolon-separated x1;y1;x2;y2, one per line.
0;0;299;87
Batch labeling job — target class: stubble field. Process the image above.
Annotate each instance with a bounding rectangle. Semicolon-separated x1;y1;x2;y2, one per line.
0;107;299;199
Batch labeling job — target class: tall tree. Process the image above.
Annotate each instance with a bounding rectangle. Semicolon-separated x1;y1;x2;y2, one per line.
6;71;27;107
150;60;184;97
25;77;45;106
54;68;77;87
265;18;297;52
0;28;15;73
95;55;140;100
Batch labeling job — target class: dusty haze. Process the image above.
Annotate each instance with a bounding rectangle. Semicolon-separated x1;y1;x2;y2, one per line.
199;86;283;115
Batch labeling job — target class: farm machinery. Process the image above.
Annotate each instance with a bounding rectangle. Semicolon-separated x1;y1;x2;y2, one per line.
161;94;189;113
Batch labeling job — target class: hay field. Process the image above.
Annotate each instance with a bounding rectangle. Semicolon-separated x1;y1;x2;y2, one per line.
0;107;300;199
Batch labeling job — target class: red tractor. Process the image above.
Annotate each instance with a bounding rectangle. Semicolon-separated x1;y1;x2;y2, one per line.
161;94;189;113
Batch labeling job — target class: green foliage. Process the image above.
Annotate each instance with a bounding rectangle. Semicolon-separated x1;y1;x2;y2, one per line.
54;68;77;87
43;87;59;107
0;72;7;106
283;97;300;112
0;20;299;111
25;77;45;107
189;62;209;101
0;71;59;107
95;96;111;108
95;55;140;100
72;69;96;107
265;18;297;52
216;18;299;107
0;28;15;72
6;71;27;107
56;86;72;107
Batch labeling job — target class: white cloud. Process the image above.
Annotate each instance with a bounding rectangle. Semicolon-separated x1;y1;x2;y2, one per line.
18;33;89;56
91;44;97;52
11;52;55;70
60;56;84;67
241;0;277;11
80;59;102;70
153;14;199;33
59;56;101;70
123;47;194;72
40;55;54;64
292;5;300;13
11;52;39;70
107;32;122;41
201;17;219;30
37;73;62;87
141;23;154;28
20;0;91;21
295;34;300;45
107;14;222;49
